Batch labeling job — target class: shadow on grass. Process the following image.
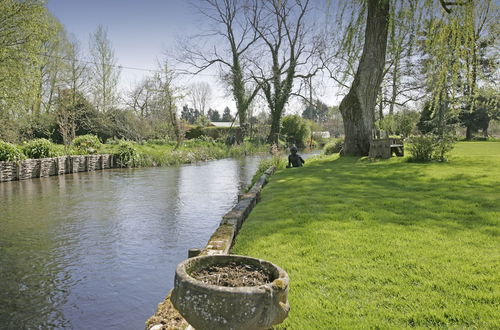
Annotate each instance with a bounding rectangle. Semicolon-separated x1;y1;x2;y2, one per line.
231;149;500;328
235;154;499;246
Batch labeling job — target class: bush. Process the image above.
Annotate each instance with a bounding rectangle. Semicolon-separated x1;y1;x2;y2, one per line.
434;134;456;162
22;139;58;159
407;135;436;162
114;141;140;167
185;126;204;139
281;115;310;148
71;134;102;154
407;134;455;162
0;141;26;162
324;138;344;155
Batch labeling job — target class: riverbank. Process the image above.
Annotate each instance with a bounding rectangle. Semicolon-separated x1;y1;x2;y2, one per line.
231;142;500;328
0;139;268;182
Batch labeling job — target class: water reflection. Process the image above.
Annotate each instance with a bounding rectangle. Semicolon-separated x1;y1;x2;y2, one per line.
0;152;318;329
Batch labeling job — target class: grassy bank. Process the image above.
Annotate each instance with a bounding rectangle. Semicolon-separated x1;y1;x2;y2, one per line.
232;142;500;329
0;138;267;166
102;140;266;166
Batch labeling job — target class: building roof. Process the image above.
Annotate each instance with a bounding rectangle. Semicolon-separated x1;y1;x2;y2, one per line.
210;121;239;128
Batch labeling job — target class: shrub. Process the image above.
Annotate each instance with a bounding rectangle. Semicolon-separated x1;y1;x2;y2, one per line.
114;141;140;167
324;138;344;155
0;141;26;162
22;138;58;159
71;134;102;154
407;134;456;162
185;126;204;139
434;134;456;162
281;115;310;148
407;135;436;162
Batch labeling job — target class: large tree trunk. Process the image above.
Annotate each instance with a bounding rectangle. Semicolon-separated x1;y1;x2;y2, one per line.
267;109;282;145
339;0;390;156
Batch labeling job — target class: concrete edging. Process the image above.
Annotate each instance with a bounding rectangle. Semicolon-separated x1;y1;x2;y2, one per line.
146;166;276;330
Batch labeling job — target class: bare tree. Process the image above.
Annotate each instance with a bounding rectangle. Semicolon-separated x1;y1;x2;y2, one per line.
64;36;89;110
151;61;183;146
178;0;261;139
248;0;318;144
189;81;212;116
127;78;154;118
89;25;120;113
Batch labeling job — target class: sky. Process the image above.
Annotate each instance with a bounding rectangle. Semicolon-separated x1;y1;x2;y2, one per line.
46;0;341;114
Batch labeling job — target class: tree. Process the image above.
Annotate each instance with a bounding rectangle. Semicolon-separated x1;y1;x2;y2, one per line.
181;105;200;124
460;89;500;138
127;77;154;118
0;0;51;123
222;107;233;122
338;0;390;156
249;0;318;144
64;37;89;109
179;0;261;139
150;62;183;145
89;25;120;113
301;99;329;123
207;108;221;122
55;89;93;145
332;0;484;155
33;14;69;115
189;82;212;115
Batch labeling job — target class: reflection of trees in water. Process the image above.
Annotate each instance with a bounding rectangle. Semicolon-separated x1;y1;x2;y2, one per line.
0;178;73;328
0;157;267;328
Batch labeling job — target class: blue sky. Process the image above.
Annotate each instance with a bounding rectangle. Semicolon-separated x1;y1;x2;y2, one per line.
46;0;226;106
46;0;340;112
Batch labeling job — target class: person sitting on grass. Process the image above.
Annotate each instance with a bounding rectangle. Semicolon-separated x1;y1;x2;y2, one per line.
287;146;305;168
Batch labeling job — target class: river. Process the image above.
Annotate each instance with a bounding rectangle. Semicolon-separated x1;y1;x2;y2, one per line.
0;152;318;329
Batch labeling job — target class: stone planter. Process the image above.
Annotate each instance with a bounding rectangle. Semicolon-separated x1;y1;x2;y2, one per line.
171;255;290;330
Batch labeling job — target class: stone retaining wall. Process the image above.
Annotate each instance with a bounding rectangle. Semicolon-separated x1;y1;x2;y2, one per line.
0;154;115;182
146;166;276;330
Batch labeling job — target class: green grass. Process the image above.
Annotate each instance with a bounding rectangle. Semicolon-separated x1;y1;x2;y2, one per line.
231;142;500;329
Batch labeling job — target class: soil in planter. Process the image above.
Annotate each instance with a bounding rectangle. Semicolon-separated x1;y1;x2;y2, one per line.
190;262;272;287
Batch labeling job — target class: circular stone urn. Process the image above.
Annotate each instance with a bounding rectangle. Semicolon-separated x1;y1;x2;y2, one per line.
171;255;290;330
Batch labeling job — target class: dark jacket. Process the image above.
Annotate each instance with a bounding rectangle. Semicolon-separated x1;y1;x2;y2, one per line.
288;153;304;167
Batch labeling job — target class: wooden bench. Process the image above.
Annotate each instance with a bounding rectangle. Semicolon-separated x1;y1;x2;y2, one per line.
369;137;404;159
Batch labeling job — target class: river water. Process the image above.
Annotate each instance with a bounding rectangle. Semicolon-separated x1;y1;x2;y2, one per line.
0;152;318;329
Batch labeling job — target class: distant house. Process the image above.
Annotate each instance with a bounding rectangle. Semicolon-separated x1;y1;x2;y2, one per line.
313;131;330;139
210;121;239;128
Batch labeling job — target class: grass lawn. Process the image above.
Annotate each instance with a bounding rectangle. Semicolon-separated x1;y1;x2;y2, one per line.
231;142;500;329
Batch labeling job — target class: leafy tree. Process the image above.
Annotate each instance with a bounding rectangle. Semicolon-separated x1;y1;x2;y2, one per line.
55;89;95;145
330;0;486;156
222;107;234;122
301;99;330;123
0;0;52;133
181;105;199;124
207;108;221;122
460;89;500;139
281;115;311;148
